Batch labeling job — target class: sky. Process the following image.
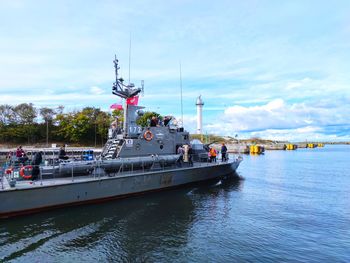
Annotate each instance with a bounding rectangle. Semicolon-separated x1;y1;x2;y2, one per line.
0;0;350;141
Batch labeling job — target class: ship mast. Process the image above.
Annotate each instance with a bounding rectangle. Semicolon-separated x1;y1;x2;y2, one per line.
112;55;142;137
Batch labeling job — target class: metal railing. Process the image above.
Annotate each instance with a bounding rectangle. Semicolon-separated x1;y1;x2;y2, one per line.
0;152;239;190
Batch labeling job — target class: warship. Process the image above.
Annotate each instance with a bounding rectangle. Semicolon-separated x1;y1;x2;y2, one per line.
0;57;242;218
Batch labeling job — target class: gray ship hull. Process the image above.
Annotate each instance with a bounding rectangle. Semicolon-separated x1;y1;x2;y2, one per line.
0;160;240;218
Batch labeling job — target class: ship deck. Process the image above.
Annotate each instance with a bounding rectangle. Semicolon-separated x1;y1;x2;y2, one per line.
0;160;234;191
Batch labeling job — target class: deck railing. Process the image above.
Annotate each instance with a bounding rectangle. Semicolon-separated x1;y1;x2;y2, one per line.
0;153;241;189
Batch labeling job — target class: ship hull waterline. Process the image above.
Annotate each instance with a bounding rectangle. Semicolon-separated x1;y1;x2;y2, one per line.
0;161;240;218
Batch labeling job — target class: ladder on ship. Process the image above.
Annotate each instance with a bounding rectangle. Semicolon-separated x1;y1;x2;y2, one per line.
101;139;124;159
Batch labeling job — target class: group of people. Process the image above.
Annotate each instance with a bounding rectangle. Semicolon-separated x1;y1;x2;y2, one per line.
150;116;172;127
208;143;228;162
6;145;68;181
8;145;68;163
6;146;42;180
7;146;35;163
177;142;228;165
176;145;193;166
13;146;29;164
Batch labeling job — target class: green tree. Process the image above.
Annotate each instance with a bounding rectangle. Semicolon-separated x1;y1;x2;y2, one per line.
96;111;112;146
54;112;71;142
112;109;124;122
13;103;37;143
40;107;56;146
0;104;15;125
136;111;162;127
14;103;37;124
40;107;56;122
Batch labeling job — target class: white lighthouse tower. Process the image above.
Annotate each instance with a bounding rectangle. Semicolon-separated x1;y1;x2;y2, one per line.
196;95;204;134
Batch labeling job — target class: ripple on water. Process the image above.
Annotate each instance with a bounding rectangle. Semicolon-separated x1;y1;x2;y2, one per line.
1;146;350;262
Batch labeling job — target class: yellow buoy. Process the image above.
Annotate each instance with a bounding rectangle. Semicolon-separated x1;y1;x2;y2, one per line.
249;145;255;154
254;145;259;154
250;145;264;154
286;144;297;150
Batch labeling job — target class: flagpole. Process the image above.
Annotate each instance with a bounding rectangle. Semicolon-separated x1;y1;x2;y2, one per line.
179;61;184;127
128;33;131;84
123;99;128;137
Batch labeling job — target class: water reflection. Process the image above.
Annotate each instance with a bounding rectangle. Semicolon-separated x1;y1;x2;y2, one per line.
0;174;243;262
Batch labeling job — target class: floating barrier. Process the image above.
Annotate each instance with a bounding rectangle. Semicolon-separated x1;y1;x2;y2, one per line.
297;143;308;148
307;143;317;148
249;145;265;154
286;144;297;150
264;144;286;150
317;143;324;147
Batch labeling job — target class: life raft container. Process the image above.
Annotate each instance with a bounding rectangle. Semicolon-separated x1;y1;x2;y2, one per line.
20;165;33;179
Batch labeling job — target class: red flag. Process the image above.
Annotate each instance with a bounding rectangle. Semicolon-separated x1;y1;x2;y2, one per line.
126;96;139;106
110;104;123;110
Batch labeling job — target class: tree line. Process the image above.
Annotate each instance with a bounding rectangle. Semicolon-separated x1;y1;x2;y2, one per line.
0;103;113;146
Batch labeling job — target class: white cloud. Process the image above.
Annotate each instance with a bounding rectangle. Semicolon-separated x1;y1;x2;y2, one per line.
285;77;312;90
204;98;350;141
90;86;104;95
250;127;350;142
1;1;350;142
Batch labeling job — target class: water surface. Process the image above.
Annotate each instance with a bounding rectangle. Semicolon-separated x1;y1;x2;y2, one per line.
1;145;349;262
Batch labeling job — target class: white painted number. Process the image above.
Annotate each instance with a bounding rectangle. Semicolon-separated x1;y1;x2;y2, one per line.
129;126;142;133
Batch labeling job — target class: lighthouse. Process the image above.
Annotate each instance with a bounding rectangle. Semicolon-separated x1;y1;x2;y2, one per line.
196;95;204;134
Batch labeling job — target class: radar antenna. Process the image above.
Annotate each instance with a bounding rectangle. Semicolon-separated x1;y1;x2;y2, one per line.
112;55;141;99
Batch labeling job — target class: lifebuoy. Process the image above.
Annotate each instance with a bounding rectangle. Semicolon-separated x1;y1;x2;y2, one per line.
143;130;153;141
20;165;33;179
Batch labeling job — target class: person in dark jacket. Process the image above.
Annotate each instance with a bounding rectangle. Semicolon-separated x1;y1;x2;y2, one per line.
221;143;228;162
188;145;193;166
31;151;43;180
163;116;171;126
59;146;69;160
150;116;158;127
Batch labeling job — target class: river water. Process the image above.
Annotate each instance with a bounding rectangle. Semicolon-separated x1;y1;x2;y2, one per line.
1;145;349;262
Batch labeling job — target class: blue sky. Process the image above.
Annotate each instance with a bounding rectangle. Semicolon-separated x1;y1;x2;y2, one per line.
1;0;350;141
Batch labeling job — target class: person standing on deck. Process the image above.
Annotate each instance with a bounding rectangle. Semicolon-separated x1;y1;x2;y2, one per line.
16;146;28;163
16;146;24;158
150;116;158;127
177;146;184;166
188;145;193;166
209;147;217;162
31;151;42;180
221;143;228;162
58;146;69;160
